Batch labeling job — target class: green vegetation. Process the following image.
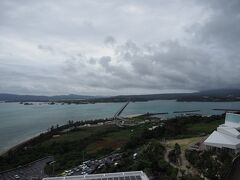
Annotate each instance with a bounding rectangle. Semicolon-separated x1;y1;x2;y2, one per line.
180;174;203;180
168;143;181;164
142;115;224;140
0;114;227;179
3;89;240;103
96;140;178;179
185;118;223;135
0;123;146;173
85;128;134;155
185;149;232;179
167;136;206;150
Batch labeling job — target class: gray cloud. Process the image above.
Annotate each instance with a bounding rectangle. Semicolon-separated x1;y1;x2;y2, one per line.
104;36;116;46
0;0;240;95
194;0;240;49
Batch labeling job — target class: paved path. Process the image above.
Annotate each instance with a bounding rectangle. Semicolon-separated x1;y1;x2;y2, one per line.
163;142;200;178
0;156;53;180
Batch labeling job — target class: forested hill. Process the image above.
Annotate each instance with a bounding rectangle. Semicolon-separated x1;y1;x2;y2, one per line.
1;89;240;102
0;93;97;102
177;89;240;102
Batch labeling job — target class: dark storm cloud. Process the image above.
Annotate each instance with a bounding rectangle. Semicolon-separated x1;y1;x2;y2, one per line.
0;0;240;95
194;0;240;49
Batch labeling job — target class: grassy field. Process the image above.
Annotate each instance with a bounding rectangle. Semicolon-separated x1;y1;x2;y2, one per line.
163;116;225;140
85;128;135;154
185;118;224;135
166;117;224;150
38;124;147;169
41;125;113;146
85;124;148;155
0;114;225;174
37;124;143;172
167;136;207;150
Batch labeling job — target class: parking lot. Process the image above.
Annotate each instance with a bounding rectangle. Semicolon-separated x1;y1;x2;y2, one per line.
0;153;121;179
0;156;54;180
62;153;122;176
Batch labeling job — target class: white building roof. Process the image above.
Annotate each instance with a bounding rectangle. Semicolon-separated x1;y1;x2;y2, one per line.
204;113;240;151
204;131;240;150
43;171;149;180
217;126;240;138
224;113;240;129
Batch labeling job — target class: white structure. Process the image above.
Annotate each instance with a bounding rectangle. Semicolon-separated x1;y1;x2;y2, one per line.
204;113;240;153
43;171;149;180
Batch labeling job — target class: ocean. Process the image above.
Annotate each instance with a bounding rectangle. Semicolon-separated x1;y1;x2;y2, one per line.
0;100;240;153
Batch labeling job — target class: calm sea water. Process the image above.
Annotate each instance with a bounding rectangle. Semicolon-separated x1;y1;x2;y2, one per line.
0;100;240;153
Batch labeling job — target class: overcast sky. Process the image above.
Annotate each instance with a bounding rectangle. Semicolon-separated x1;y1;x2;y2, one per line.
0;0;240;95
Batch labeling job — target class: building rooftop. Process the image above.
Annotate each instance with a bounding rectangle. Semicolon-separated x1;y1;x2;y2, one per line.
204;131;240;149
225;113;240;129
204;113;240;151
43;171;149;180
217;126;240;138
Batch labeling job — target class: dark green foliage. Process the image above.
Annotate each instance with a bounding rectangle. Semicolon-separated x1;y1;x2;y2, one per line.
168;143;181;164
0;123;122;173
180;174;203;180
124;134;146;150
168;150;177;164
142;115;224;140
185;149;232;180
174;143;181;155
0;114;225;179
96;141;178;180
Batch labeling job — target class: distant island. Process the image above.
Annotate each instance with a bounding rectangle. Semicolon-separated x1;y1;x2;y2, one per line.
1;89;240;103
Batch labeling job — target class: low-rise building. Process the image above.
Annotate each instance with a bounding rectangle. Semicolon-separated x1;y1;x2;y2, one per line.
204;113;240;153
43;171;149;180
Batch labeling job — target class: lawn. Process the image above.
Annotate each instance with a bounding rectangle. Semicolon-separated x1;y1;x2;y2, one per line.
85;127;142;155
41;125;115;146
167;136;207;150
186;119;224;135
167;118;223;150
2;114;225;174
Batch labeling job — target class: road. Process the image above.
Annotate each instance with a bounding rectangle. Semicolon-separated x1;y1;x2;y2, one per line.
163;142;200;178
0;156;53;180
113;101;130;119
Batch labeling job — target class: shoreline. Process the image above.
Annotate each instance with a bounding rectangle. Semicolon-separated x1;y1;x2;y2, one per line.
0;100;238;157
3;99;240;104
0;117;113;157
0;131;46;156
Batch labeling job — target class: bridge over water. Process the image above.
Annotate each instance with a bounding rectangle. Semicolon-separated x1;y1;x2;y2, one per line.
113;101;130;119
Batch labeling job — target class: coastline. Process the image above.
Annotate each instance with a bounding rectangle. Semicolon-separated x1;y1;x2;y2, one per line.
0;117;112;157
0;131;46;156
1;100;240;158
